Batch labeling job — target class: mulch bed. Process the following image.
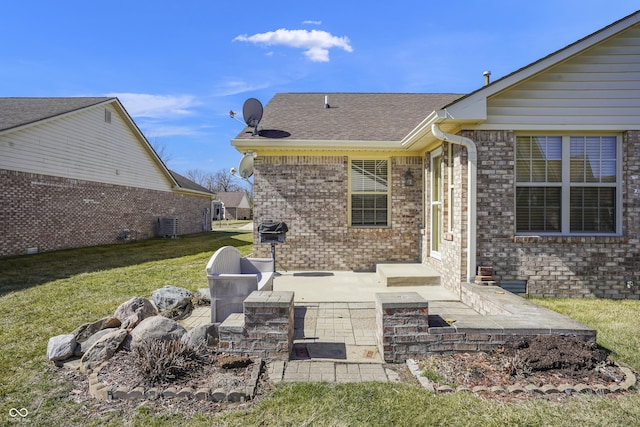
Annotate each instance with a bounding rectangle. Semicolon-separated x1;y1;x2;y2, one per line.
97;350;255;392
416;335;628;398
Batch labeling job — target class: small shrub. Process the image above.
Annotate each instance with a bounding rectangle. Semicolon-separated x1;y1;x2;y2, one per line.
420;356;445;383
422;367;444;383
502;354;531;377
132;338;202;385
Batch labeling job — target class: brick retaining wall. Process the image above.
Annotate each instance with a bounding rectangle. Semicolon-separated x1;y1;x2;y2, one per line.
215;290;596;364
375;291;595;363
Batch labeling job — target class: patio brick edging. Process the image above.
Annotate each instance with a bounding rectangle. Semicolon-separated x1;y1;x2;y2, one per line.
406;359;637;395
89;358;263;402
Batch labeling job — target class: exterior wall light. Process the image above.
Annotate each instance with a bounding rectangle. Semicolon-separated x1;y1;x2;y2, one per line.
404;169;414;186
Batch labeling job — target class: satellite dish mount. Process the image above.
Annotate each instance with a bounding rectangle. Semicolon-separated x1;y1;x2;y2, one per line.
238;152;255;179
242;98;263;136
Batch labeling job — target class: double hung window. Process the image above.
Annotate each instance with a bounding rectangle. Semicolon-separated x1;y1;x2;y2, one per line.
516;135;619;235
350;159;389;227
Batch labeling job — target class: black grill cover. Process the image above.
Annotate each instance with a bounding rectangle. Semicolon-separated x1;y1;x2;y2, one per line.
258;221;288;234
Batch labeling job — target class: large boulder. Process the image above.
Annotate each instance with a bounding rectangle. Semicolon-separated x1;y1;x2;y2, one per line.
113;297;157;329
129;315;186;349
72;317;121;343
181;324;218;348
152;286;193;311
47;334;77;362
76;327;120;356
80;329;128;374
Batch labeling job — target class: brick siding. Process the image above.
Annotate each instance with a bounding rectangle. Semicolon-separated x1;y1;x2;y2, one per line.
1;170;212;257
252;155;423;271
431;130;640;299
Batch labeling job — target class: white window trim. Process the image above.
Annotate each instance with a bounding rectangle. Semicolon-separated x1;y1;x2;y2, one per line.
514;134;623;236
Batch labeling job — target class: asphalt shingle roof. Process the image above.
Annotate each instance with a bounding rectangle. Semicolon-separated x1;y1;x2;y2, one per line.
0;97;113;132
169;170;214;194
234;93;464;142
217;192;247;207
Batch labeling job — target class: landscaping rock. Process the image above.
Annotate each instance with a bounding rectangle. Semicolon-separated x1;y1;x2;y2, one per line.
47;334;77;362
196;288;211;303
80;329;128;373
72;317;121;343
129;315;186;349
160;302;193;321
181;324;217;348
77;327;120;356
114;297;158;329
152;286;193;312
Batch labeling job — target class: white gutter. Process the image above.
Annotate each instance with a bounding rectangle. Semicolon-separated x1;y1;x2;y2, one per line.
431;124;477;283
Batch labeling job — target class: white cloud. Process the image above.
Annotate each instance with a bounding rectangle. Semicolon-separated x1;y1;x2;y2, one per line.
214;80;272;97
138;122;200;138
302;20;322;25
233;29;353;62
107;93;198;118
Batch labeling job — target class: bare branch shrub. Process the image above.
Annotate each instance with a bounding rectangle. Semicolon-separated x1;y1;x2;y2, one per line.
132;339;202;385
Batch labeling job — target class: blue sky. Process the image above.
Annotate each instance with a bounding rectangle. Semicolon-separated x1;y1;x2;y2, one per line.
1;1;637;185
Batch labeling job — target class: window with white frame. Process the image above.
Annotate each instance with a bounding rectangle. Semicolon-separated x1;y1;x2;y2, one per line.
350;159;389;227
515;135;620;234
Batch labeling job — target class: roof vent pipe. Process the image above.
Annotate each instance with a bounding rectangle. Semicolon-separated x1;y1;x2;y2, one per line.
324;95;330;109
483;71;491;86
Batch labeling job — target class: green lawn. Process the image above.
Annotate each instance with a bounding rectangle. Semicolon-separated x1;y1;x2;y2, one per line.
1;234;638;426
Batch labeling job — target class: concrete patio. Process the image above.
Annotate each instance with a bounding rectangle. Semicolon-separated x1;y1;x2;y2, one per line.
185;270;597;384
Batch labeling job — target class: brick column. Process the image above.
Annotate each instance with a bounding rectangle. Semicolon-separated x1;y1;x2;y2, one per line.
244;291;294;360
375;292;429;363
218;291;294;361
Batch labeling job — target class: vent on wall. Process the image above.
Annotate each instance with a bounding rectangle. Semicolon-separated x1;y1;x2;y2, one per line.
500;280;527;294
105;109;112;124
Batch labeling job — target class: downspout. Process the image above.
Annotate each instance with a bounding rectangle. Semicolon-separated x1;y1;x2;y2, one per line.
431;124;477;283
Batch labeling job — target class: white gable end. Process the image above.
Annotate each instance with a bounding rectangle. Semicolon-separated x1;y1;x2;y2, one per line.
0;103;173;191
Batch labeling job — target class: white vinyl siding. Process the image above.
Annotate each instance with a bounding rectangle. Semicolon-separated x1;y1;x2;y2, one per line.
349;159;389;227
483;25;640;130
0;104;172;191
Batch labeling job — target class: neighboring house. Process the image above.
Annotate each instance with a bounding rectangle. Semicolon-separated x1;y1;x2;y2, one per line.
0;97;214;257
216;192;252;220
232;10;640;299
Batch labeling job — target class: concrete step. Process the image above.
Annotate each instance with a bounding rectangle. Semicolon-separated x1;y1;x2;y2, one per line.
376;263;441;287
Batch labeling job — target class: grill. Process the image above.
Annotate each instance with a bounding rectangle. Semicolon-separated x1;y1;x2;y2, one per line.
258;221;288;244
258;221;288;273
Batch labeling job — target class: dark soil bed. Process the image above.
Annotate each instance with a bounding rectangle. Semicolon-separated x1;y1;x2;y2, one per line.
97;349;255;392
417;335;624;392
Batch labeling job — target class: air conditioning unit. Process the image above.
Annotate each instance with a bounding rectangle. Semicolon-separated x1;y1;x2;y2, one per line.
158;217;178;238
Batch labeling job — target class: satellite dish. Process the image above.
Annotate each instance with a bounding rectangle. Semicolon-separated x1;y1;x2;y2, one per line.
242;98;263;136
238;153;255;179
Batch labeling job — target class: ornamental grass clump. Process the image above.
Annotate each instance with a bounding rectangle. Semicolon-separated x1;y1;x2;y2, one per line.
132;338;202;386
